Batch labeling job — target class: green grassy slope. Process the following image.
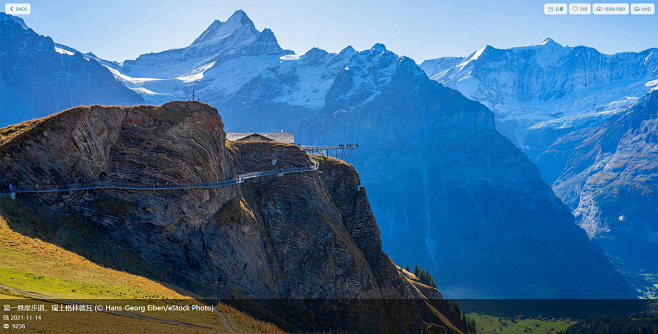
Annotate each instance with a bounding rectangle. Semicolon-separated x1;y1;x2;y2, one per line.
0;197;290;333
469;313;575;334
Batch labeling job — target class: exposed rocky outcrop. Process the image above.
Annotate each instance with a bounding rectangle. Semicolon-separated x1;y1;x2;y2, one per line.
0;102;463;333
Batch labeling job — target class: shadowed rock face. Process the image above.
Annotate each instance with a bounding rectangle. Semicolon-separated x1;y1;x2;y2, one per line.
298;59;635;299
535;91;658;295
0;14;145;127
0;102;463;333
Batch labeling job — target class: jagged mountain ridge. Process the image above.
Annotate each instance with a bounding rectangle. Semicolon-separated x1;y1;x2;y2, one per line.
67;11;407;124
215;43;407;132
0;13;145;127
90;10;294;105
192;9;256;45
420;39;657;135
419;38;657;170
0;102;466;333
419;39;657;186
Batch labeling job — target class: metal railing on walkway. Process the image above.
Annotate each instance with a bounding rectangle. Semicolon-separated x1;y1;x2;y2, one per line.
0;159;319;198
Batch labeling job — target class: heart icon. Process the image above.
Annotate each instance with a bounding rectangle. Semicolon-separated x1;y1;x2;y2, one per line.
572;5;579;11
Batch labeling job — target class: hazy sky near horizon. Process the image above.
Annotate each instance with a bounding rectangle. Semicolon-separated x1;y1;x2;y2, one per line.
9;0;658;62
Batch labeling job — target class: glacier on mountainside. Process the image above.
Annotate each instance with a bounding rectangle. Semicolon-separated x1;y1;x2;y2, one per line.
420;39;658;150
77;10;294;106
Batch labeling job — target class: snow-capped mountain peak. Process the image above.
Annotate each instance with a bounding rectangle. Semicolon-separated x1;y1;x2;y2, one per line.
254;28;278;47
514;38;564;50
227;9;253;24
341;46;356;54
469;45;491;60
192;10;255;45
454;45;492;69
420;39;657;129
105;10;290;86
300;47;331;66
540;37;557;46
371;43;386;53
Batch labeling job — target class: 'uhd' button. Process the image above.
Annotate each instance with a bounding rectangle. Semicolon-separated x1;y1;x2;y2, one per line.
631;3;655;14
5;3;31;15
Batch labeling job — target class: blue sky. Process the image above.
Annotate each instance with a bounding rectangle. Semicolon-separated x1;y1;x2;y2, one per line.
9;0;658;62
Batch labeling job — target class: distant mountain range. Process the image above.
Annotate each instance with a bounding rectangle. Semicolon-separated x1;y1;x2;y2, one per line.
1;10;650;298
421;40;658;296
0;14;144;127
80;10;294;108
420;38;657;144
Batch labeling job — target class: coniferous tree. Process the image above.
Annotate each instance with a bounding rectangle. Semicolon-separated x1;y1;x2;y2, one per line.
405;263;410;272
412;266;438;288
562;315;658;334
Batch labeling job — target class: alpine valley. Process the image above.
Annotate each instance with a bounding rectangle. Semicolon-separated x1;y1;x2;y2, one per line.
0;10;652;299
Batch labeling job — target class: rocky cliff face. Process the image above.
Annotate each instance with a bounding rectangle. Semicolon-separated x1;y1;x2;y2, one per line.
535;90;658;296
0;14;145;127
0;102;463;333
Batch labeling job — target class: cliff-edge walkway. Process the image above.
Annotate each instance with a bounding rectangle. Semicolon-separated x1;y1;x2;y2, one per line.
0;158;320;199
